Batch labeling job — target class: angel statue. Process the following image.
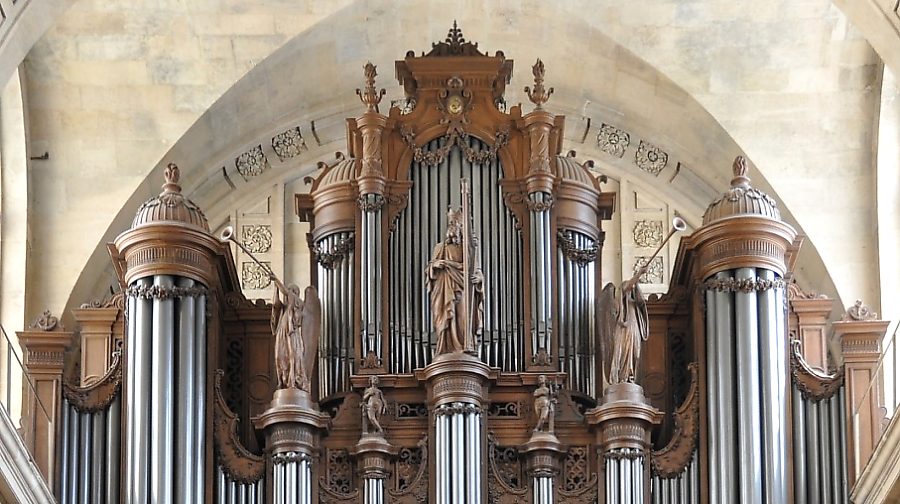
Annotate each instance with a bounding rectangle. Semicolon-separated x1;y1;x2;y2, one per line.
425;206;484;356
270;273;321;392
361;375;387;434
533;374;559;434
599;264;650;385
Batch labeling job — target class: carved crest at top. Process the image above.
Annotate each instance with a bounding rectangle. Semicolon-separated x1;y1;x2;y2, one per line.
356;62;386;113
525;59;554;108
437;76;473;133
424;21;489;58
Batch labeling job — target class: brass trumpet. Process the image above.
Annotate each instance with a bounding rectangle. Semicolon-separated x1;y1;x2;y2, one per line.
219;225;276;279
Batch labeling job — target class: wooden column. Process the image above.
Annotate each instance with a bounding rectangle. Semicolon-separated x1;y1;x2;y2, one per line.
17;311;73;489
71;307;118;386
788;294;834;373
833;300;890;486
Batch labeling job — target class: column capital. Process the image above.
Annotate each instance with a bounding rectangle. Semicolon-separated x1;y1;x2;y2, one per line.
586;383;663;453
254;388;330;456
417;352;498;407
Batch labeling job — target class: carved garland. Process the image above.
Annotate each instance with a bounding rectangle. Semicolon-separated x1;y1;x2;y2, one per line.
790;339;844;401
400;125;510;167
703;277;786;293
357;194;386;212
63;351;122;413
525;194;555;212
212;369;265;484
651;363;700;478
434;403;482;417
125;284;208;300
557;231;598;265
314;233;355;269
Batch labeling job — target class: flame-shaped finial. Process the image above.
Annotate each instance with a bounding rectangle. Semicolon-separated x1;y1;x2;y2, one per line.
525;59;554;109
356;62;386;113
730;156;750;188
447;20;465;47
162;162;182;193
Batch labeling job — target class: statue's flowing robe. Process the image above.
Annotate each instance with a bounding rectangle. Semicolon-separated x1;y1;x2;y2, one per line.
273;288;304;389
425;240;471;354
609;281;648;383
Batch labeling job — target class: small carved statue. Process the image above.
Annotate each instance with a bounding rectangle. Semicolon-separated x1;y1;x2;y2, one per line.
425;207;484;355
361;375;387;434
271;274;320;392
599;265;650;385
533;375;559;433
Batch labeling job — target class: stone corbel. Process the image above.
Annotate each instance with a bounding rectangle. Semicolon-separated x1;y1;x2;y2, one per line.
212;370;265;484
650;363;699;478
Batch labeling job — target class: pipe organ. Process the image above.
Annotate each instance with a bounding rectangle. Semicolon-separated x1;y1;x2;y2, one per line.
21;23;888;504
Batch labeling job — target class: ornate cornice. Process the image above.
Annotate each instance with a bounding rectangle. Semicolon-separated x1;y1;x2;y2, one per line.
63;351;122;413
790;339;844;401
651;363;699;477
212;369;265;484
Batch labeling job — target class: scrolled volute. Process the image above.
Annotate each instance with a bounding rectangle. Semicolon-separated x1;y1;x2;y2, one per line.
213;369;265;484
63;351;122;413
790;339;844;401
650;362;700;478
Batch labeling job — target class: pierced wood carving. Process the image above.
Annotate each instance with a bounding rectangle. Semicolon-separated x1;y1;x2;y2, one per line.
790;339;844;401
388;438;428;503
651;363;699;478
213;369;265;484
487;435;528;504
63;351;122;413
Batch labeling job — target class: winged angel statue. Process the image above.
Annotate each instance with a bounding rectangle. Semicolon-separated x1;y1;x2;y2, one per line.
599;266;650;385
270;278;321;392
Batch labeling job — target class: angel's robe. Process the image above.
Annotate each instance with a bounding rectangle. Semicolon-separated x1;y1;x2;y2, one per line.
609;279;649;384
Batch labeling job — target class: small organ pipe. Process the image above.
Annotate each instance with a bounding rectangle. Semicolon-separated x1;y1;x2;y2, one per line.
194;292;207;502
176;278;196;500
59;400;69;501
807;396;821;503
793;387;807;504
79;411;91;504
91;409;105;503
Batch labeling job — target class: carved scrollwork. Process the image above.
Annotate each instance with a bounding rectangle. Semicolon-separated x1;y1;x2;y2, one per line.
533;348;553;366
359;350;383;369
524;195;554;212
487;435;528;504
212;369;265;484
63;351;122;413
787;281;828;301
79;292;126;310
314;233;355;269
388;437;428;503
558;231;598;265
319;481;359;504
651;363;700;478
31;310;60;331
634;140;668;176
557;480;599;504
790;339;844;401
400;125;509;167
843;299;878;321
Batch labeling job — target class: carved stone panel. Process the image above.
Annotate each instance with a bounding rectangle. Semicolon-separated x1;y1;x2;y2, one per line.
241;224;272;254
632;220;663;248
634;256;664;284
241;261;272;290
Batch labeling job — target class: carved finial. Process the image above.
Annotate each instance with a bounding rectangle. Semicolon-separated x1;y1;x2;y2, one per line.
525;59;554;108
843;299;878;321
31;310;60;331
162;163;182;193
447;20;465;48
731;156;750;188
356;62;386;113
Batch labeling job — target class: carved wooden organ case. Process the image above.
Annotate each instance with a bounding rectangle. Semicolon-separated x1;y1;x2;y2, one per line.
40;25;884;504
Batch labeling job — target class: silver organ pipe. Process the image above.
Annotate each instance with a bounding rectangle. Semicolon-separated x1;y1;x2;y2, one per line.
648;450;700;504
388;138;523;373
316;231;354;398
58;392;123;503
791;381;849;502
556;230;596;395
